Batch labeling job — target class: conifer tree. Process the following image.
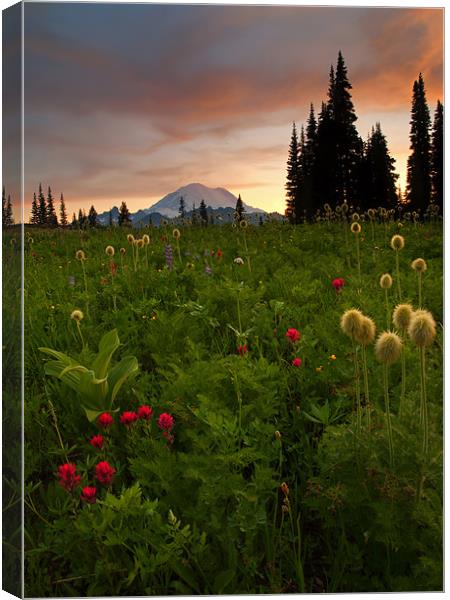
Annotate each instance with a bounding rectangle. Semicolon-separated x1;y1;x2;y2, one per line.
234;194;245;222
431;99;443;213
109;209;113;228
285;122;300;222
191;203;198;225
30;193;39;224
199;199;208;225
301;104;318;219
406;73;431;213
47;186;58;227
330;51;363;206
314;102;337;211
363;123;398;210
2;187;6;225
5;195;14;226
71;212;77;228
59;193;68;227
178;196;186;220
78;208;84;228
38;183;47;225
88;205;98;227
118;201;132;226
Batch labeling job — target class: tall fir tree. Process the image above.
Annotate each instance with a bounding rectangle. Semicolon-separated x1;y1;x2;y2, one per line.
191;203;198;225
285;122;300;222
31;192;39;224
363;123;398;210
314;101;337;212
406;73;431;213
431;99;443;213
178;196;186;220
2;187;6;225
234;194;245;222
301;104;318;219
38;183;47;225
88;205;98;228
199;199;208;225
71;212;78;228
59;193;68;227
78;209;84;228
329;51;363;207
118;201;131;226
47;186;58;227
5;195;14;226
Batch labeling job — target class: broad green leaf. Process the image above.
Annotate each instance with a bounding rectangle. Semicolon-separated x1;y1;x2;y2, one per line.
92;329;120;379
108;355;138;405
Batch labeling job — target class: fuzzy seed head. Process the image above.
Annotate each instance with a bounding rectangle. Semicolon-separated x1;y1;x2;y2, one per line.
352;212;360;222
137;239;144;248
368;208;376;220
172;228;181;239
240;219;248;229
392;304;413;331
354;316;376;346
127;234;135;244
375;331;403;364
340;309;364;339
408;310;436;347
142;234;150;245
105;245;115;257
71;309;84;322
390;234;405;251
120;247;126;255
350;222;361;234
411;258;427;273
341;203;349;214
380;273;393;289
75;250;86;261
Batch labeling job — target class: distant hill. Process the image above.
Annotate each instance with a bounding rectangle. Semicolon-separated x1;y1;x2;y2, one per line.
97;183;266;225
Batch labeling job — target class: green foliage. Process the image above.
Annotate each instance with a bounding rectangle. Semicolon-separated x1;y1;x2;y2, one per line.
23;218;443;595
39;329;138;421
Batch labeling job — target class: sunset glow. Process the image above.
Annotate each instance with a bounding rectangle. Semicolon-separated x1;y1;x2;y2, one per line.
20;4;443;218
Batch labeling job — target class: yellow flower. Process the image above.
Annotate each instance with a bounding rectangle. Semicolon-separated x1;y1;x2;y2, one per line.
315;366;323;373
330;354;337;360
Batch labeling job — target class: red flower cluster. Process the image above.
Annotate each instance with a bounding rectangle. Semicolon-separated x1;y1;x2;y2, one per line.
332;278;345;293
137;405;153;421
95;461;116;486
216;248;223;259
81;486;97;504
120;411;138;425
286;328;301;343
97;412;114;429
110;262;117;276
89;434;104;450
158;413;174;431
237;344;248;355
58;463;81;492
292;357;302;367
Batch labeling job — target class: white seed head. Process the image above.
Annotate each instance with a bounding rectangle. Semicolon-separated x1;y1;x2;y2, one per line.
71;309;84;322
390;235;405;251
392;304;413;331
411;258;427;273
380;273;393;289
375;331;403;364
408;309;436;347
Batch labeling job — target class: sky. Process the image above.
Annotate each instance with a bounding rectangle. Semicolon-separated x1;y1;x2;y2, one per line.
16;3;444;217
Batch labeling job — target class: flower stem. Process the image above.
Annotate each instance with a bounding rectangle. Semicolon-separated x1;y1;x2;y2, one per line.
81;261;90;318
383;364;394;467
419;346;428;458
399;345;406;418
418;272;422;308
361;345;370;430
352;339;361;436
384;288;390;329
395;250;402;300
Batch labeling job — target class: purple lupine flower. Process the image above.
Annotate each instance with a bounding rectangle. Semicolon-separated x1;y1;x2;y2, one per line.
165;244;174;271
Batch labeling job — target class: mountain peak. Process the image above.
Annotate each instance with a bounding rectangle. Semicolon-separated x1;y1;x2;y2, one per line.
147;183;264;217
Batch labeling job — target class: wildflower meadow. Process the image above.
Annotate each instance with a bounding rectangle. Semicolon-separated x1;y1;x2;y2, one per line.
16;210;443;595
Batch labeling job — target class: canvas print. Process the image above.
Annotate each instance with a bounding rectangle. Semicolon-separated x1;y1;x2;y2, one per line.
2;2;444;596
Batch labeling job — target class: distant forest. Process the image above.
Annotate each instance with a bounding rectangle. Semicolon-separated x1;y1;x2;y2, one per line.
285;51;443;222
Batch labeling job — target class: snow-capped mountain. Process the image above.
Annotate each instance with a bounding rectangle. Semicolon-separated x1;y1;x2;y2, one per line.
97;183;266;225
146;183;265;218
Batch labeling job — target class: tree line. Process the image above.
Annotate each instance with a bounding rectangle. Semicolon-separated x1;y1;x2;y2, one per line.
285;51;443;222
